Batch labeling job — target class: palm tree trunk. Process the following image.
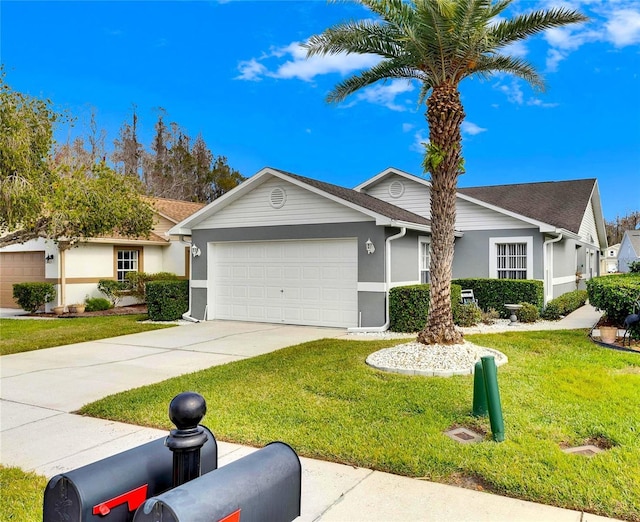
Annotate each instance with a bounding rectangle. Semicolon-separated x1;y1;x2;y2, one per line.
417;83;465;346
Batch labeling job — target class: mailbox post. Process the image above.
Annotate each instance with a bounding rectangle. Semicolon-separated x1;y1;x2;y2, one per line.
165;391;208;487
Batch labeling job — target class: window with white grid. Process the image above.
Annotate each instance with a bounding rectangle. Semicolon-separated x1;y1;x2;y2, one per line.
419;238;430;284
496;243;527;279
489;237;533;280
116;249;139;282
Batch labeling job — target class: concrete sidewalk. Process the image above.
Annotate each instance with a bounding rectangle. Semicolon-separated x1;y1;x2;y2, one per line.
1;307;621;521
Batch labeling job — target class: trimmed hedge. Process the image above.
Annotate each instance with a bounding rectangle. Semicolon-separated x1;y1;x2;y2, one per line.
146;280;189;321
586;274;640;325
126;271;180;301
389;284;461;333
540;290;588;320
12;282;56;313
452;278;544;318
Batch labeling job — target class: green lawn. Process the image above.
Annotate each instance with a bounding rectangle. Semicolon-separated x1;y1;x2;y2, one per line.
80;330;640;521
0;466;47;521
0;315;174;355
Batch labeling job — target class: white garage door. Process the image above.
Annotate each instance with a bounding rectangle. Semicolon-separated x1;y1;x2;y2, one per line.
211;239;358;328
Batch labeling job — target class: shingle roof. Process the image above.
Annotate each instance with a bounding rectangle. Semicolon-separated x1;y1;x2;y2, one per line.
624;230;640;255
148;197;206;223
458;179;596;234
271;168;431;227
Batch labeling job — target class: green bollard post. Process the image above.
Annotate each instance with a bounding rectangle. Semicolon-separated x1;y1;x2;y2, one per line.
481;355;505;442
472;361;488;417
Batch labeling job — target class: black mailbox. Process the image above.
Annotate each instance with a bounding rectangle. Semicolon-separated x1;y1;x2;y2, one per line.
133;442;301;522
43;427;217;522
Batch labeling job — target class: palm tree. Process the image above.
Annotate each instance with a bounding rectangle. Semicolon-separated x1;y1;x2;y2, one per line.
306;0;587;345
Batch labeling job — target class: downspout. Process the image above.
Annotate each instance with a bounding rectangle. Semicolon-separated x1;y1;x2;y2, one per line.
543;233;563;306
348;226;407;333
179;234;200;323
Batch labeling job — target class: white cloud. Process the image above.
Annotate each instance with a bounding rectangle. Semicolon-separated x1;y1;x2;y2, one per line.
235;41;381;83
411;130;428;153
461;121;488;136
402;123;414;132
527;98;559;108
235;59;267;81
605;8;640;47
502;40;529;58
355;80;414;111
546;48;566;72
497;80;524;104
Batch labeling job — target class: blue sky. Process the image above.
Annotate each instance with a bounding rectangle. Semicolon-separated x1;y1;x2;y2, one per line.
2;0;639;222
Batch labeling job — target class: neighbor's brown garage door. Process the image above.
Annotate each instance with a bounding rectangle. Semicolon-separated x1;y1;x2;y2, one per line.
0;251;46;308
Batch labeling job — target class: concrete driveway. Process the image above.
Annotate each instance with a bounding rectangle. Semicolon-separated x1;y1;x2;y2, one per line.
1;320;348;412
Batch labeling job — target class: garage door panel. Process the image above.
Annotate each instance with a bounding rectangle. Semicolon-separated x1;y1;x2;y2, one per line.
0;251;47;308
212;239;357;328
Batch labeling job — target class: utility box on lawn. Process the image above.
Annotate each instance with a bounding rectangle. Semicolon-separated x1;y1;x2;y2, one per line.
43;427;217;522
132;442;301;522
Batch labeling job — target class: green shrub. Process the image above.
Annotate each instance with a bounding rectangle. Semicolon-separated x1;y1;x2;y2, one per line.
12;283;56;313
516;302;539;323
540;302;562;320
146;280;189;321
481;308;500;324
389;284;462;333
98;279;128;307
586;274;640;325
452;278;544;318
629;260;640;273
455;303;482;327
541;290;588;320
84;297;112;312
126;271;180;301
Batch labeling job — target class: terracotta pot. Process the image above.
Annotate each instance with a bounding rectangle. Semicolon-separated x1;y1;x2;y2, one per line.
52;306;65;315
599;326;617;344
72;304;86;314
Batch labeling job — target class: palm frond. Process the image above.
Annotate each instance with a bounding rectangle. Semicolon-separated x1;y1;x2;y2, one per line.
327;60;428;103
305;20;405;59
491;8;589;47
470;54;545;90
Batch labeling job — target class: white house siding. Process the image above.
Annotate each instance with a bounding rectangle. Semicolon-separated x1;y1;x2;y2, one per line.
618;231;640;272
152;215;175;237
194;177;372;230
362;175;431;218
577;200;600;246
455;199;532;230
162;243;190;277
361;175;532;230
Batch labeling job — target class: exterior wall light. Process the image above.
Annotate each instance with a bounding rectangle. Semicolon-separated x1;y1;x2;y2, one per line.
365;238;375;255
191;244;202;257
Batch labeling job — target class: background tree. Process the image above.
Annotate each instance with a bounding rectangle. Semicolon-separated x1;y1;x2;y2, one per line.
0;75;154;248
306;0;586;345
606;211;640;245
140;111;245;202
112;106;143;178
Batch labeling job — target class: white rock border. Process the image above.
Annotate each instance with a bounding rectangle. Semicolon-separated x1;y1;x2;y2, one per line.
366;341;508;377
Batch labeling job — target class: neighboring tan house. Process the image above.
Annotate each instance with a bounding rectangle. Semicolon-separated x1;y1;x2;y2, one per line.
170;167;607;329
602;243;620;274
618;230;640;273
0;197;204;310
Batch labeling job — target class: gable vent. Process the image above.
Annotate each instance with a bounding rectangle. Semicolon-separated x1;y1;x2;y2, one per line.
269;187;287;209
389;180;405;198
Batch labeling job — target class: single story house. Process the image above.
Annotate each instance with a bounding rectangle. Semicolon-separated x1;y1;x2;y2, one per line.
0;197;204;310
170;167;607;329
618;230;640;272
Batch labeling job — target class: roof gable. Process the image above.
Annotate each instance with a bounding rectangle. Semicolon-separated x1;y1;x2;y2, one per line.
172;167;431;234
458;179;598;235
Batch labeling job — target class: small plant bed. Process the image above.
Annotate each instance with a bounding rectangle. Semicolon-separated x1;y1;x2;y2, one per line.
591;317;640;353
24;303;149;318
